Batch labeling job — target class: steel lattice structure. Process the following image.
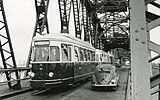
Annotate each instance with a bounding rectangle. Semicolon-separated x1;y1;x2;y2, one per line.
26;0;50;68
33;0;50;36
92;0;129;51
58;0;71;33
58;0;100;48
72;0;81;39
0;0;21;89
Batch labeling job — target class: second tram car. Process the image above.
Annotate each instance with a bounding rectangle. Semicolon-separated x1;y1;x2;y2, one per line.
29;33;98;89
95;49;113;64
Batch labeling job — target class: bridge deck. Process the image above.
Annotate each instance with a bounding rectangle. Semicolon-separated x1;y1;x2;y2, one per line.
0;80;31;99
1;66;129;100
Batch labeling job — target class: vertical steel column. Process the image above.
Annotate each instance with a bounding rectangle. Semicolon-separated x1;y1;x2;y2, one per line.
33;0;50;36
83;9;90;42
81;1;86;40
91;12;99;48
0;0;21;89
72;0;81;39
26;0;50;68
130;0;150;99
94;23;99;48
88;14;94;46
92;23;95;47
81;0;92;43
58;0;71;33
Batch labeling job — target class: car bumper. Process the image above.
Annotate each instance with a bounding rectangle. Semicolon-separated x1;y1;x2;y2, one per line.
91;83;117;87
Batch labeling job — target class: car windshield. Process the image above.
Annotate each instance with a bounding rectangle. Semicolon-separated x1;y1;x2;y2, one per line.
32;46;60;61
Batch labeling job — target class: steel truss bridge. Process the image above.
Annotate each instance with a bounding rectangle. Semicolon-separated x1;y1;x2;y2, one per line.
0;0;159;100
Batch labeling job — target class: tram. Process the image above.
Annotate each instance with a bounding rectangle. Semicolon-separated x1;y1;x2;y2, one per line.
29;33;98;89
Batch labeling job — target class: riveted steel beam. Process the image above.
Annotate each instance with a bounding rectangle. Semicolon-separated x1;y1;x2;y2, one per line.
148;41;160;54
147;17;160;30
72;0;81;39
145;0;156;5
130;0;151;99
151;74;160;88
33;0;50;36
58;0;71;33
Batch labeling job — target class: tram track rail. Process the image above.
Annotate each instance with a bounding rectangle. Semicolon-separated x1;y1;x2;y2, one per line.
4;80;88;100
32;89;49;96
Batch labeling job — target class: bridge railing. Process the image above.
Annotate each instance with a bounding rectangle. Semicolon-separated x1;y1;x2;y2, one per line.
0;67;31;89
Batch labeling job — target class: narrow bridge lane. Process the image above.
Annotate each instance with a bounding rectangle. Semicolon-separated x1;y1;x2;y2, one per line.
5;66;129;100
58;66;129;100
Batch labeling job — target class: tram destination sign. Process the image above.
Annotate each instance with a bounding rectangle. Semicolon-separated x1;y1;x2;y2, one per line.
34;40;50;46
95;1;128;13
103;5;127;12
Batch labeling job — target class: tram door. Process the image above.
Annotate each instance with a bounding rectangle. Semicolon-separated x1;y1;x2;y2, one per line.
68;45;74;84
61;44;74;85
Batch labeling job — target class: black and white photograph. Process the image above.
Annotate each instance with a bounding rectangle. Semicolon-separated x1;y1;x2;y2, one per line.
0;0;159;100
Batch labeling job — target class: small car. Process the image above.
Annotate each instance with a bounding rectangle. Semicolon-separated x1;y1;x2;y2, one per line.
91;64;120;90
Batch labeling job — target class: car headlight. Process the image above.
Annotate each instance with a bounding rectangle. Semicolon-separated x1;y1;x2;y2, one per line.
49;72;54;77
111;79;116;84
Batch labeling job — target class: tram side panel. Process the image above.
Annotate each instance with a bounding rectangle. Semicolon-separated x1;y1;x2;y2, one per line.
73;62;97;83
60;63;74;85
71;44;97;83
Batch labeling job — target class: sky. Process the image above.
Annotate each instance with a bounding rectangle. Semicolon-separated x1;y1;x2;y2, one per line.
3;0;62;64
0;0;160;65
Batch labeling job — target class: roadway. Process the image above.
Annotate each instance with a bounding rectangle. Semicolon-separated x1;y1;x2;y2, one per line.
5;66;129;100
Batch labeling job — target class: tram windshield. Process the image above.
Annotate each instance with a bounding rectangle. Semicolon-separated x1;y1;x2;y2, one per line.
32;46;60;61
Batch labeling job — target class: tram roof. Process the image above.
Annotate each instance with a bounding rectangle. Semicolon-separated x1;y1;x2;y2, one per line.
33;33;95;50
96;49;114;57
96;49;107;54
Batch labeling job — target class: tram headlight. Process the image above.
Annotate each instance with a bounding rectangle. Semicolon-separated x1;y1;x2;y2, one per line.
28;71;35;78
49;72;54;77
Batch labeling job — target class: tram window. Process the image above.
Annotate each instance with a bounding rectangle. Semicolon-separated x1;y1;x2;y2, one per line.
31;47;35;61
90;51;92;61
68;46;72;61
96;54;99;61
34;46;49;61
79;48;84;61
100;54;102;61
92;52;95;61
94;52;95;61
84;49;87;61
90;51;93;61
61;44;68;61
74;46;79;61
87;50;90;61
50;46;60;61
